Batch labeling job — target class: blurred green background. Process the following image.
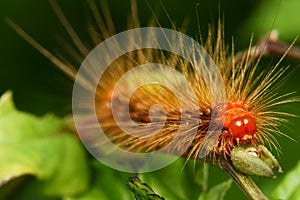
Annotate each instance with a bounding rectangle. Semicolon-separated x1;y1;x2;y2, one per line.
0;0;299;199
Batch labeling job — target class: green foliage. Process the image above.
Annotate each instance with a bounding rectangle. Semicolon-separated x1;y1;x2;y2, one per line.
240;0;300;44
0;91;89;199
272;160;300;200
198;180;232;200
64;161;133;200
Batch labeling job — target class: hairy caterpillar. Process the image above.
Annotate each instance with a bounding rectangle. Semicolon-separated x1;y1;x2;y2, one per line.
7;0;298;175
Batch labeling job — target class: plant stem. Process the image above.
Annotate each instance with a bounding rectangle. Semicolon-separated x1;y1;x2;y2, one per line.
218;157;268;200
234;30;300;63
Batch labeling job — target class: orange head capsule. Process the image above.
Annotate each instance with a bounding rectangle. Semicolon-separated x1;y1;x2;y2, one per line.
228;116;257;139
223;101;257;144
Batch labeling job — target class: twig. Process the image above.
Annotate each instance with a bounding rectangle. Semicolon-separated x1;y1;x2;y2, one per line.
235;30;300;63
218;157;268;200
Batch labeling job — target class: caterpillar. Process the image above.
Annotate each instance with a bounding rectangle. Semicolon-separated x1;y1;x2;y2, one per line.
7;0;298;174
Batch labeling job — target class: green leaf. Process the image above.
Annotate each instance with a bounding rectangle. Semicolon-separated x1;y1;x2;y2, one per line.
40;134;90;196
272;160;300;200
197;179;232;200
0;91;16;116
0;91;90;197
64;161;133;200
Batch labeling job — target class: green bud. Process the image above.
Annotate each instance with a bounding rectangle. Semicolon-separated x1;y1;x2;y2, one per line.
127;176;165;200
231;145;282;178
